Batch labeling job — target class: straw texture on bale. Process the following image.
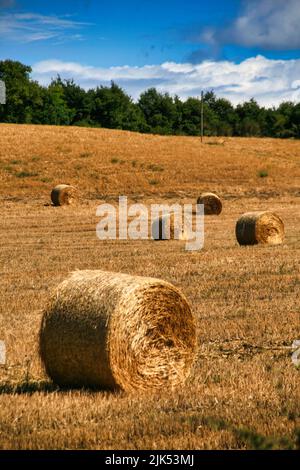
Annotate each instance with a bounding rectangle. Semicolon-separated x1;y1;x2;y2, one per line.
151;213;187;240
197;192;222;215
39;270;197;391
236;211;284;245
51;184;76;206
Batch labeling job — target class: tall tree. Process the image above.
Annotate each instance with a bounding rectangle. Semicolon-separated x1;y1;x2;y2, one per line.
90;82;145;131
41;79;73;125
0;60;33;123
236;99;265;136
138;88;177;134
59;78;92;125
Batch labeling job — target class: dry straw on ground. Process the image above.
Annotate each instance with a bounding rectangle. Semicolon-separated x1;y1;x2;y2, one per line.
39;270;197;392
197;192;222;215
236;211;285;245
151;213;188;240
51;184;76;206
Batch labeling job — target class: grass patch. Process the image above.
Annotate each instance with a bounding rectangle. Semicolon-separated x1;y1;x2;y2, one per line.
10;159;22;165
233;427;297;450
200;417;299;450
149;179;159;185
148;163;164;172
40;177;52;183
111;157;125;164
80;152;91;158
15;171;39;178
201;416;228;431
3;165;13;172
31;156;41;162
258;169;268;178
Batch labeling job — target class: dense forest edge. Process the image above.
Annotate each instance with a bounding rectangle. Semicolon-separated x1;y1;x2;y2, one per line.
1;60;300;138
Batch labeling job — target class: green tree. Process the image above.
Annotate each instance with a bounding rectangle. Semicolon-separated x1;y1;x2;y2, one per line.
272;102;297;138
59;77;91;125
90;82;145;131
236;99;265;136
138;88;177;134
41;79;73;125
0;60;33;123
180;97;202;135
213;98;237;136
290;103;300;138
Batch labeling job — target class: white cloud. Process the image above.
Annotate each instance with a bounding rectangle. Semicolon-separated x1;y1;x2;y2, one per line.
202;0;300;50
31;55;300;107
0;12;91;43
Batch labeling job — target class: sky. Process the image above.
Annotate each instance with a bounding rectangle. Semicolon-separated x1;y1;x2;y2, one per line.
0;0;300;106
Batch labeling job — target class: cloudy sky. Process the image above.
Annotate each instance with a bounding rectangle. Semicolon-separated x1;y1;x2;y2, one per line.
0;0;300;106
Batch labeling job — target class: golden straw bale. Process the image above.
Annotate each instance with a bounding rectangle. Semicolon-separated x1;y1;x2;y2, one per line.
236;211;284;245
51;184;76;206
197;192;222;215
39;270;197;391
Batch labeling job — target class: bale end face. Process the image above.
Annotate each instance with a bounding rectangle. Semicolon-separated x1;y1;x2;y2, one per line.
236;211;284;245
197;193;222;215
109;281;197;391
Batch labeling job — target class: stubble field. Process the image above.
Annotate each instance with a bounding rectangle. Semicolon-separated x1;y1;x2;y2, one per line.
0;123;299;449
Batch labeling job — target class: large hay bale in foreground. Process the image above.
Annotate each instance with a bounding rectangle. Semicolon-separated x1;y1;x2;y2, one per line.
236;211;284;245
197;192;222;215
51;184;76;206
151;213;187;240
39;270;196;391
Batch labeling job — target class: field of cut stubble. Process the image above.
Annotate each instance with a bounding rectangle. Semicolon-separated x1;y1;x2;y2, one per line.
0;124;299;449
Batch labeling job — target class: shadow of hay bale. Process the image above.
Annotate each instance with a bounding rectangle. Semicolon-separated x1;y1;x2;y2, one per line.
0;380;58;395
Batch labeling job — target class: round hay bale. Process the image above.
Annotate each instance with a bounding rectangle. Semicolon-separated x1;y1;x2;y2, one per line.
197;192;222;215
51;184;76;206
151;213;187;240
236;211;284;245
39;270;197;391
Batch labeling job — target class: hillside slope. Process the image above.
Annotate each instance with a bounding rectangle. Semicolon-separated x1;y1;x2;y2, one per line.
0;124;300;202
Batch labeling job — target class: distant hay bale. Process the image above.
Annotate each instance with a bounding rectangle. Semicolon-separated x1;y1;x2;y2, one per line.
51;184;76;206
39;270;197;391
236;211;284;245
197;192;222;215
151;213;187;240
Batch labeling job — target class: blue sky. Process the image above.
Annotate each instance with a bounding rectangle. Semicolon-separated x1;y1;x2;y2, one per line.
1;0;300;106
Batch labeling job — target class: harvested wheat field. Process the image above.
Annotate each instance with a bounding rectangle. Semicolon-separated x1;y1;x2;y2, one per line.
0;123;300;450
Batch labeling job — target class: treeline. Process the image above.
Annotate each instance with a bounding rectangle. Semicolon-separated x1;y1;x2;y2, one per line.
1;59;300;138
